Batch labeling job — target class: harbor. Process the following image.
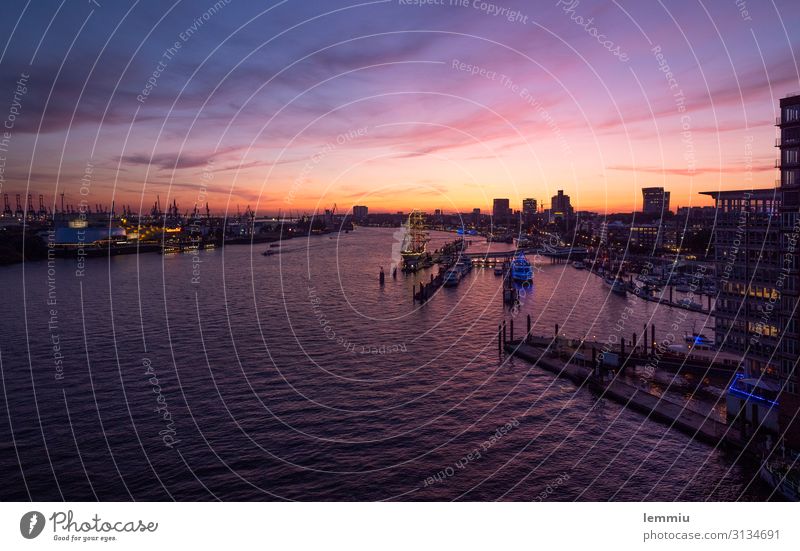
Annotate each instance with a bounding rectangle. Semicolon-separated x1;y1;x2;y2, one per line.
0;226;775;501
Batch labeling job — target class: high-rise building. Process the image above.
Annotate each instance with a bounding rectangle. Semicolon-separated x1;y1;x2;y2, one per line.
492;198;511;225
352;205;368;221
642;187;671;215
522;198;537;226
701;188;782;435
699;93;800;449
550;190;572;220
777;93;800;448
471;208;481;227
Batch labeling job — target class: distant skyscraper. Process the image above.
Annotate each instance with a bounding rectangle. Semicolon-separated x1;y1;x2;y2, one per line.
550;190;572;219
352;205;368;221
522;198;537;213
522;198;537;226
642;187;671;215
471;208;480;226
492;198;511;225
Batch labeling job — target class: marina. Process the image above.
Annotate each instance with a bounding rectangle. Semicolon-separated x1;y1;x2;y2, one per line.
0;227;773;501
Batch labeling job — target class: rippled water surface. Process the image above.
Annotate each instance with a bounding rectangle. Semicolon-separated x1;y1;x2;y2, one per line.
0;228;774;500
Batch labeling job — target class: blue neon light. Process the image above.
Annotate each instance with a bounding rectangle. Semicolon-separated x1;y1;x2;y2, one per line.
727;374;779;407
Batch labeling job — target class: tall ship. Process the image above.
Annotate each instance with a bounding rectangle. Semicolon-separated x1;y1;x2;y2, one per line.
510;251;533;283
400;210;430;272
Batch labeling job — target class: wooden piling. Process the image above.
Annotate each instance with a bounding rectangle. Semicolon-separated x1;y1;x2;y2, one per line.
503;321;507;345
527;314;531;343
643;325;648;356
510;319;514;342
651;324;656;355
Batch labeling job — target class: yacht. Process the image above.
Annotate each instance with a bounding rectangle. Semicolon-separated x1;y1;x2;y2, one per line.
678;298;702;310
510;252;533;283
515;235;533;248
442;269;461;287
572;260;585;270
604;276;627;296
684;333;714;349
455;257;473;275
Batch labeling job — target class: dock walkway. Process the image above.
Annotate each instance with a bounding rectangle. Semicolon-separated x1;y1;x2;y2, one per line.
505;341;747;448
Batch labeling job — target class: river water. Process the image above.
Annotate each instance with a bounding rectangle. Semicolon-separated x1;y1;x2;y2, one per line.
0;227;775;500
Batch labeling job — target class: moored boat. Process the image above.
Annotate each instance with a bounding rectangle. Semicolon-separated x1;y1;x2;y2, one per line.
510;252;533;282
678;298;702;310
759;460;800;501
442;269;461;287
604;276;627;296
684;333;714;349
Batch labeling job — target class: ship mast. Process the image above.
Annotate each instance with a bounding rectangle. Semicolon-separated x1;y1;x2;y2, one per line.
402;210;428;255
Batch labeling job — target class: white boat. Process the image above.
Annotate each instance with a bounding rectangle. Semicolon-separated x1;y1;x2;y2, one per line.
443;269;461;287
684;333;714;349
455;257;473;275
678;298;702;310
494;266;504;276
572;261;585;270
604;277;627;296
510;252;533;282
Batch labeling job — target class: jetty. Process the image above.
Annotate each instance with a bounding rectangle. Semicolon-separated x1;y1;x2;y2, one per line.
499;319;760;452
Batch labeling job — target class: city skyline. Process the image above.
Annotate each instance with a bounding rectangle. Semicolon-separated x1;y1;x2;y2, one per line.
3;0;800;514
0;1;797;214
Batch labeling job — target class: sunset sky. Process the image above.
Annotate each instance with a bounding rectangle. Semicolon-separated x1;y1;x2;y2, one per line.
1;0;798;215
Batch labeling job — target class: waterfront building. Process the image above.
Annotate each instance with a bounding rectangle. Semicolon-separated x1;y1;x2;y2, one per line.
777;93;800;448
701;188;782;435
629;223;662;249
642;187;671;215
701;189;782;363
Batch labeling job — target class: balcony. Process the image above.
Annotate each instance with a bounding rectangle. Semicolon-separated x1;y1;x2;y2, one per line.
776;137;800;147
